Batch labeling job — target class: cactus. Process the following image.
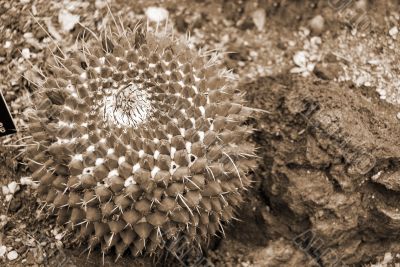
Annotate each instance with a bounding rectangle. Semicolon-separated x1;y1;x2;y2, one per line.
25;25;256;258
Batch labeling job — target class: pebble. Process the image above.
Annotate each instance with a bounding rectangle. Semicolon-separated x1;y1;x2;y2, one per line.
309;15;325;35
389;26;398;39
396;112;400;120
293;51;308;67
7;250;18;261
5;195;12;202
145;7;169;23
8;182;20;194
1;186;9;195
55;233;63;241
20;177;33;186
3;41;12;49
382;252;393;264
21;48;30;59
58;9;80;32
249;50;258;58
0;215;7;222
355;0;368;11
367;59;380;65
251;8;266;31
0;246;6;257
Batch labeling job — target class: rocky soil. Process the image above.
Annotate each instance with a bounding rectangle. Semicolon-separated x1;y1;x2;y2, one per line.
2;0;400;266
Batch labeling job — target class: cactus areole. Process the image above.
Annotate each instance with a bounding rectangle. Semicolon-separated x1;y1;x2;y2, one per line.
26;28;255;257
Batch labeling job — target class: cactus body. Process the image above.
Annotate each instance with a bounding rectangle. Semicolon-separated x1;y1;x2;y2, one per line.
26;28;255;257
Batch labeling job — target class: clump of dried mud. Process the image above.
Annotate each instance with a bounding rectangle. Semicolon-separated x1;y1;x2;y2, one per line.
244;75;400;266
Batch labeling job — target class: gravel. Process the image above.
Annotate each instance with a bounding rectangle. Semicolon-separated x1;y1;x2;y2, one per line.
7;250;18;261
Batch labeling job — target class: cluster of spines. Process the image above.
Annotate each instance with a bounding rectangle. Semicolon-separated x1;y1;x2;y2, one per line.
26;27;255;259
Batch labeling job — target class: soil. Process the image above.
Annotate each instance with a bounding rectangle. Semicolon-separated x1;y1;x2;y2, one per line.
1;0;400;266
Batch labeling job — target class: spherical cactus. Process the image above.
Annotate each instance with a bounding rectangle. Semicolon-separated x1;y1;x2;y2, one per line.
25;26;256;258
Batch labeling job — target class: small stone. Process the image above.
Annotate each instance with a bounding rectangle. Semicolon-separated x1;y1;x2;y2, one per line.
293;51;308;68
145;7;169;23
251;8;266;31
20;177;33;186
306;63;315;72
310;36;322;46
55;233;63;240
1;186;9;195
95;0;107;9
367;59;380;65
3;41;12;49
396;112;400;120
58;9;80;32
8;182;20;194
21;48;30;59
382;252;393;264
249;51;258;58
0;246;6;257
7;250;18;261
355;0;368;11
309;15;325;35
301;27;311;36
389;26;398;39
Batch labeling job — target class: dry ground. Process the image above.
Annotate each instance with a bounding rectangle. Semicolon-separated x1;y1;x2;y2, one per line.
1;0;400;266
